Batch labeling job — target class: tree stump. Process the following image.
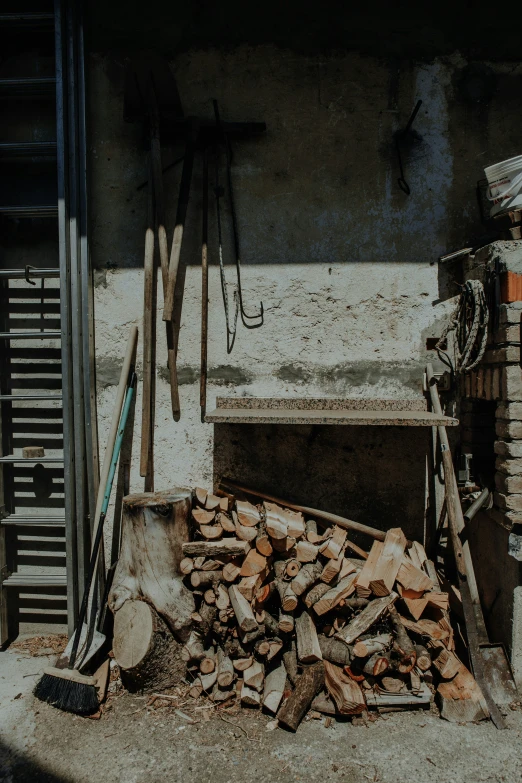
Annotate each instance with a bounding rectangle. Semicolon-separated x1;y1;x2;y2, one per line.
113;600;184;692
108;489;195;641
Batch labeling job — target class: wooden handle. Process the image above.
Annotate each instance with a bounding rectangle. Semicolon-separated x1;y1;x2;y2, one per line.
94;325;138;538
200;149;209;420
140;221;155;478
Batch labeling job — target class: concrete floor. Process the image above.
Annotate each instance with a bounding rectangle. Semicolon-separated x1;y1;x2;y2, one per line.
1;644;522;783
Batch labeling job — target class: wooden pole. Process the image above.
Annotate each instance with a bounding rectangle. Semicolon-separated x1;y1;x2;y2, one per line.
200;147;209;421
140;159;155;484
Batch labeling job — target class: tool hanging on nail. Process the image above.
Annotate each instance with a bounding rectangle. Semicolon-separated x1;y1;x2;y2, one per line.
213;99;264;333
395;99;422;195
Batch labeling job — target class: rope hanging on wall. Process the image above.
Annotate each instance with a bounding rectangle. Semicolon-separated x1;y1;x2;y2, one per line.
436;279;489;375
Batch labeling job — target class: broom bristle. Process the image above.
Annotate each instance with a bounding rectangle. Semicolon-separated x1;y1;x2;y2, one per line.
34;672;99;715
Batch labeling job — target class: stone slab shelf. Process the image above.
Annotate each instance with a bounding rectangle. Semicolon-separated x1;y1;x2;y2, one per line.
205;397;458;427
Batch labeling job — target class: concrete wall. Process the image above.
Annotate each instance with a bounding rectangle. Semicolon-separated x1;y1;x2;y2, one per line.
89;47;522;541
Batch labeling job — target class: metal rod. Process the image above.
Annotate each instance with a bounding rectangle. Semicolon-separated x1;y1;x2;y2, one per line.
0;457;64;463
464;488;491;523
55;0;78;633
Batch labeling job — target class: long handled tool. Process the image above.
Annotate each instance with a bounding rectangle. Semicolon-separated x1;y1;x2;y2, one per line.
60;326;138;668
200;147;209;421
34;372;137;715
140;157;156;487
426;363;517;729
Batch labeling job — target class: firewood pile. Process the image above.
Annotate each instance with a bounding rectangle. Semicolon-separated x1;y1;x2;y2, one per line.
179;488;487;729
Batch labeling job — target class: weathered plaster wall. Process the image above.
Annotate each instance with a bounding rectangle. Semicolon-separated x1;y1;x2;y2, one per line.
88;47;522;540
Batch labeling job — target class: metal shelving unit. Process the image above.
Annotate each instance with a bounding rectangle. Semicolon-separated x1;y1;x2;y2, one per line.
0;1;97;644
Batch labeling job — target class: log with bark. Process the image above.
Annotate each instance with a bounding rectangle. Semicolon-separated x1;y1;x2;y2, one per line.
277;661;325;731
109;490;195;640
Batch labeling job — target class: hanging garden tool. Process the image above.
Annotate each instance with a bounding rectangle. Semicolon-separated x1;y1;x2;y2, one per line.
395;99;423;195
213;100;264;337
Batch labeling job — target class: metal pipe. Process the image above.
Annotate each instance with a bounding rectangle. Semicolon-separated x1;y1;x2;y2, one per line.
464;488;491;523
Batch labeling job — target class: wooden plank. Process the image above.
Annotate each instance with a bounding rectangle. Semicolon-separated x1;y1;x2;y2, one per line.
335;592;398;646
206;408;459;426
396;560;432;593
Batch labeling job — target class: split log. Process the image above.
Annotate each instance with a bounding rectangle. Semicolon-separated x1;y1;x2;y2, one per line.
389;605;417;673
238;574;262;601
352;633;392;658
215;583;230;610
429;641;461;679
369;528;407;596
264;502;288;539
277;661;325;731
234;516;258;542
217;647;235;687
295;610;323;663
212;683;234;702
286;510;305;539
241;682;261;706
313;574;357;616
222;561;241;582
194;557;205;568
267;639;283;660
181;630;205;662
272;536;296;553
335;592;398;646
234;657;254;671
240;549;268;577
362;652;390;677
278;611;295;633
319;526;347;560
109;490;195;640
228;585;257;632
355;540;383;598
311;692;337;715
201;559;223;571
255;639;271;657
339;558;358;580
317;635;353;667
262;662;287;714
295;541;318;563
437;664;488;723
399;616;450;642
199;523;223;540
396;559;432;593
291;562;323;596
190;570;222;589
243;660;265;691
324;660;366;715
224;637;248;659
192;508;215;526
205;493;222;511
256;527;273;557
303;581;330;609
195;487;208;506
305;519;318;541
366;682;432;709
204;589;216;605
200;670;218;692
283;641;299;685
182;539;249;558
218;513;236;533
113;600;184;692
401;592;428;621
415;645;431;672
320;554;343;584
236;499;261;527
380;675;405;693
200;647;216;674
426;592;449;612
180;557;194;575
275;579;298;611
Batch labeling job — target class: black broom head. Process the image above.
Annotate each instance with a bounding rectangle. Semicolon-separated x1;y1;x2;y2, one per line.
34;668;99;715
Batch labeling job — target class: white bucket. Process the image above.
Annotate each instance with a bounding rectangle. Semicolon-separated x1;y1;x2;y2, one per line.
485;155;522;217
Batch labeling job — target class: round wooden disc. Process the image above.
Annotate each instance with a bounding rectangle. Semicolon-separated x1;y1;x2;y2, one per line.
113;600;153;670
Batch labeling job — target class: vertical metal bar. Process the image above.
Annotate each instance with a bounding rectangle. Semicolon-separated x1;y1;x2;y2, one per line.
66;0;88;590
55;0;78;632
77;2;99;529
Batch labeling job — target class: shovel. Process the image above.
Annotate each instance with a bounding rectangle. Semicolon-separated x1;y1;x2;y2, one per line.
427;364;518;728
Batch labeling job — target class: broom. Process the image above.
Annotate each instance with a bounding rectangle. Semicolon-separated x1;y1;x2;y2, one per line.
34;371;137;714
